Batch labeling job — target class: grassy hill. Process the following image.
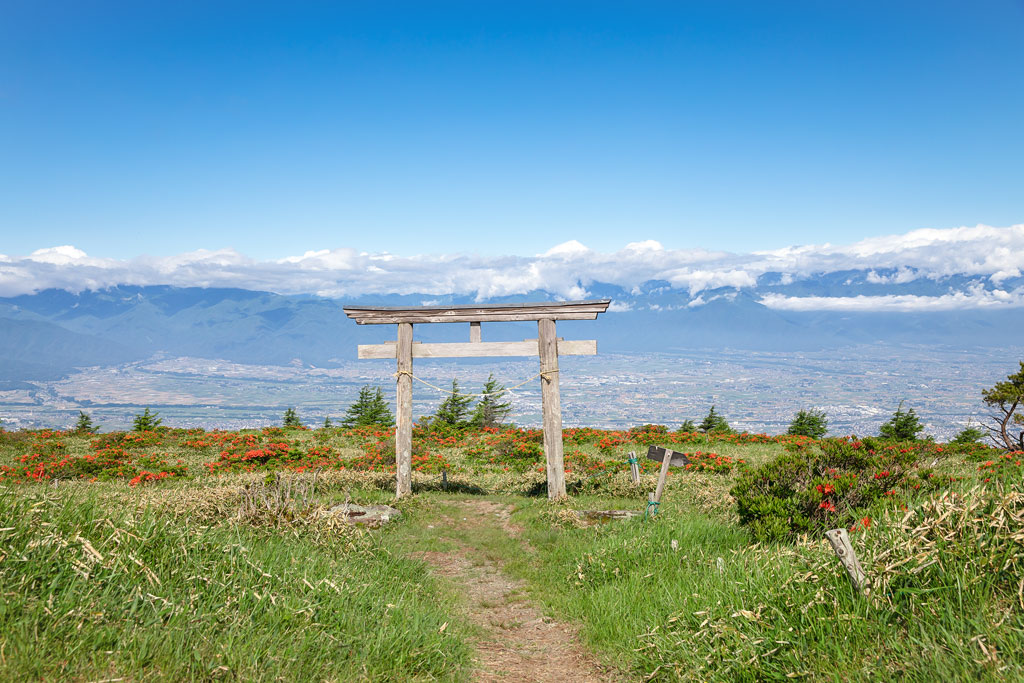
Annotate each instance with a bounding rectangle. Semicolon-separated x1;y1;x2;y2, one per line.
1;423;1022;681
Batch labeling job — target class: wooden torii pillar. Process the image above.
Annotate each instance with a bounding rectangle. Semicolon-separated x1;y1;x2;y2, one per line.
343;300;611;500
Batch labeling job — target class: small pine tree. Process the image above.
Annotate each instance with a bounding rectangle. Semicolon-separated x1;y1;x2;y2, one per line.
74;411;98;434
341;386;395;428
951;425;984;445
679;419;697;432
132;408;162;432
787;409;828;439
879;402;924;440
699;405;730;434
323;416;333;429
471;374;512;429
283;407;302;428
434;379;473;428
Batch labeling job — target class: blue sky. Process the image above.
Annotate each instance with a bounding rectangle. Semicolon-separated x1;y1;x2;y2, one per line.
1;1;1022;261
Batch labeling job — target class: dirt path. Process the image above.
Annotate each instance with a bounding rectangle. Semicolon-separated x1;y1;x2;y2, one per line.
415;500;621;683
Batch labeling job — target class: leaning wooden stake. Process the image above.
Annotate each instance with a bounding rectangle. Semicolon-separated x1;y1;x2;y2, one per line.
395;322;413;498
651;448;673;504
825;528;869;595
538;318;566;499
627;451;640;484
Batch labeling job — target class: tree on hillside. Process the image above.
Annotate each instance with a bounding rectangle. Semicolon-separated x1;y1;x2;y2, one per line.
133;408;162;432
74;411;98;434
678;419;697;432
951;424;984;445
787;409;828;439
283;407;302;428
878;402;923;440
323;416;333;429
341;386;395;428
982;361;1024;450
434;379;473;428
699;406;730;434
471;374;512;429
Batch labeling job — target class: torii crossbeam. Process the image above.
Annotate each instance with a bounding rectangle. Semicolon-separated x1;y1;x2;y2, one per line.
344;300;611;499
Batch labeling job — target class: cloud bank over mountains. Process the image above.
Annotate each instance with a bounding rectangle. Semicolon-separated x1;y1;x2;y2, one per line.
2;224;1022;311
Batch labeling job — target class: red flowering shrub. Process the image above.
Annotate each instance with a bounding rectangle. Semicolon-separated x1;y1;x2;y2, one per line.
731;437;949;542
0;442;186;484
976;451;1024;482
346;438;447;473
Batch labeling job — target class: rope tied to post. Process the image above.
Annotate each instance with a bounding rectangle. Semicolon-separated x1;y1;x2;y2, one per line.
392;371;547;397
644;500;660;519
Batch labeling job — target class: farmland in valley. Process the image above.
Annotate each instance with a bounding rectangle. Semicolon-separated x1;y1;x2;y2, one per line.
2;345;1017;439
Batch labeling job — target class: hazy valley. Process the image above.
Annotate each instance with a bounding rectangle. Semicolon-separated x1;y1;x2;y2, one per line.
2;346;1015;439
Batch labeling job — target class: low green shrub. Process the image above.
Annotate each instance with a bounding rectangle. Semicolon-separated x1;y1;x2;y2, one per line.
731;437;946;541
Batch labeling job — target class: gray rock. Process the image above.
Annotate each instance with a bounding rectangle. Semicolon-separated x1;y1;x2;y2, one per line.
327;503;402;527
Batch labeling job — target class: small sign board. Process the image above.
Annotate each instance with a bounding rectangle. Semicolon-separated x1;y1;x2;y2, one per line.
646;445;691;467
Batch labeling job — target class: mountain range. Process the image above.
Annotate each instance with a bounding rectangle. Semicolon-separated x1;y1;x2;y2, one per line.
2;269;1022;383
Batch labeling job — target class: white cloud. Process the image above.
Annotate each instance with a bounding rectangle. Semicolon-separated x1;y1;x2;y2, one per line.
1;224;1022;313
756;224;1024;279
28;246;87;264
761;285;1024;312
542;240;591;258
866;267;917;285
664;268;757;294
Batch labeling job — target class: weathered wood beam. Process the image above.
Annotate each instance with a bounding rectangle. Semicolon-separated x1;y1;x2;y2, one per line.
538;318;566;500
344;299;610;324
395;323;413;498
357;339;597;359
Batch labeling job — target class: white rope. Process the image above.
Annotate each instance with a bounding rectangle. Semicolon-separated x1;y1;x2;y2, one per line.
392;370;557;397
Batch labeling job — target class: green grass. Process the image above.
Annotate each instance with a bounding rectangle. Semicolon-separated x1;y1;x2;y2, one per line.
504;496;1024;681
0;487;472;682
1;425;1021;681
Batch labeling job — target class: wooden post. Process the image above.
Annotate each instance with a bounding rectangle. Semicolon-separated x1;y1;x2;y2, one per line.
538;318;565;499
628;450;640;484
470;321;481;343
825;528;869;595
395;322;413;498
652;449;672;504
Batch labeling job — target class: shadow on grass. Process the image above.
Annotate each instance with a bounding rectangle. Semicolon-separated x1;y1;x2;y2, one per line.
412;477;489;495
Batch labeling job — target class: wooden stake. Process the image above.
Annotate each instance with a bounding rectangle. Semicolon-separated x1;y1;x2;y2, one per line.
538;318;566;499
652;448;673;504
395;322;413;498
628;450;640;484
825;528;869;595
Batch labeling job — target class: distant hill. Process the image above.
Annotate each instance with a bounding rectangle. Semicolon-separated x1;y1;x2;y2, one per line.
0;318;140;381
1;277;1022;380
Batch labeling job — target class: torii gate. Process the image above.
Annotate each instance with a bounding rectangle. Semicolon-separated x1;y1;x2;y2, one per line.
343;300;611;499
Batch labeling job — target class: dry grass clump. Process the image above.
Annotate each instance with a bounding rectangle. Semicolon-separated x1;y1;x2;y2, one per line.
129;471;370;543
137;482;248;521
235;471;321;526
870;484;1024;611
